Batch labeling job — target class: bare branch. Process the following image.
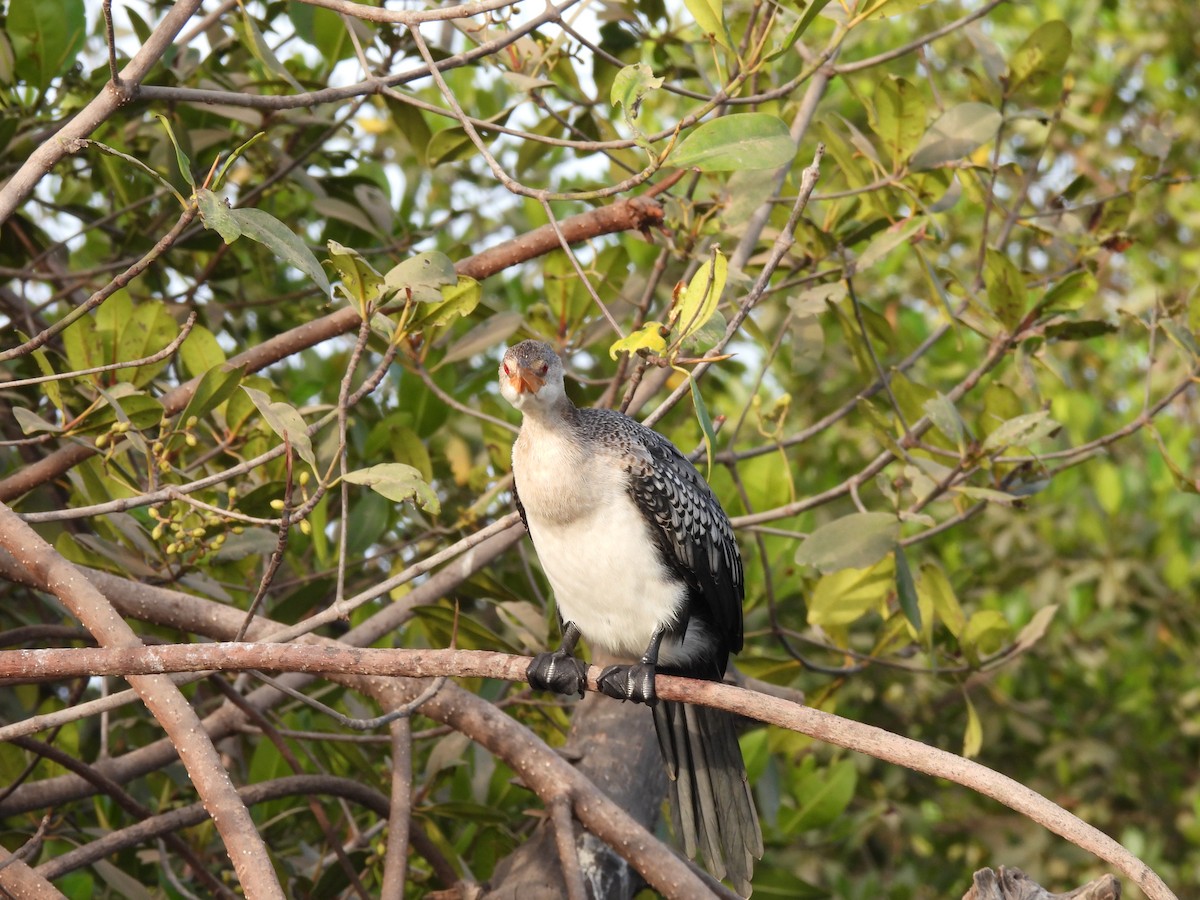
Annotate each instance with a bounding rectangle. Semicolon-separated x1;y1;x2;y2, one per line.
0;642;1177;900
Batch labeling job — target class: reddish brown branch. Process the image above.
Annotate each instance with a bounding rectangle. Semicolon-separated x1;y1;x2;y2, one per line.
0;195;663;503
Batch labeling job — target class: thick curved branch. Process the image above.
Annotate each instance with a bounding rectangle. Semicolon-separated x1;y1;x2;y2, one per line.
0;556;710;898
0;643;1177;900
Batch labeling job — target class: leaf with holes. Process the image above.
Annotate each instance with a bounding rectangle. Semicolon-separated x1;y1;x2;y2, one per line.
980;410;1058;454
384;251;458;304
344;463;440;516
609;323;667;360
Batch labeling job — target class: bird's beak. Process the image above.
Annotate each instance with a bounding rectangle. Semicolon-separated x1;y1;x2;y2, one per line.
510;365;545;395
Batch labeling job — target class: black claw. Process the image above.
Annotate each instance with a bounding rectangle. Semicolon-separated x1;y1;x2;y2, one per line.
596;662;658;706
527;649;589;698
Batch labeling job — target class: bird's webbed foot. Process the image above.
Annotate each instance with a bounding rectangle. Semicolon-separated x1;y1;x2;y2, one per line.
527;647;589;698
597;662;658;706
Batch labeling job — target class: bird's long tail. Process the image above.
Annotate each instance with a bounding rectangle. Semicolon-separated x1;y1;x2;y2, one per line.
652;700;763;897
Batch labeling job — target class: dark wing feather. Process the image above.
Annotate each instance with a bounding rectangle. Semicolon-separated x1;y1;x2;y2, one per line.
599;412;744;668
512;481;529;533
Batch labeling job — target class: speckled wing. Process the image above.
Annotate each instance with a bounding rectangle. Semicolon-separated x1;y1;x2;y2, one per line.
586;409;744;663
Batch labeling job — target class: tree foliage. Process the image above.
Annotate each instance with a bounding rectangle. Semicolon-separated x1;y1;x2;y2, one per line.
0;0;1197;897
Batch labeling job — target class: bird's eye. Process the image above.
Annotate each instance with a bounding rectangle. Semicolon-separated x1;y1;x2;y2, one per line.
535;362;549;376
501;361;511;376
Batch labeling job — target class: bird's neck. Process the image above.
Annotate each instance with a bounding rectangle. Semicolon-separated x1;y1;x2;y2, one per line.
519;394;580;432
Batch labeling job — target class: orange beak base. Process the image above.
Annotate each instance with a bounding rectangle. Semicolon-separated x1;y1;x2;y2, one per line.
509;367;545;395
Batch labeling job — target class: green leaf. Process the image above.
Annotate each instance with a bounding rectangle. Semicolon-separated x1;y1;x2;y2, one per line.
383;251;458;303
327;240;386;315
807;558;894;629
961;610;1010;660
116;301;178;387
426;127;476;167
894;545;922;632
212;132;267;191
910;103;1002;170
1013;604;1058;655
242;387;317;471
980;410;1058;453
178;324;227;378
233;208;331;298
918;562;965;639
178;365;245;428
668;114;795;171
1038;270;1096;315
1006;21;1072;97
195;189;243;242
869;77;926;168
609;322;667;359
982;248;1026;330
196;192;331;298
766;0;833;62
683;0;729;49
783;759;857;832
1045;320;1117;342
857;219;924;272
1162;318;1200;360
438;311;525;368
790;281;846;317
951;485;1021;506
73;390;164;435
410;276;482;329
796;512;900;574
240;4;303;91
30;347;63;411
688;372;717;478
673;247;727;343
289;3;356;67
8;0;86;94
384;95;433;167
922;393;967;448
154;115;194;190
14;407;62;434
344;463;441;516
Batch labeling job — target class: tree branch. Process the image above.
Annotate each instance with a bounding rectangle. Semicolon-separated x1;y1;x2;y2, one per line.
0;643;1178;900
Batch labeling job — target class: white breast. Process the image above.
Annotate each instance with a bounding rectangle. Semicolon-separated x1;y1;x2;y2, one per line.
514;423;685;658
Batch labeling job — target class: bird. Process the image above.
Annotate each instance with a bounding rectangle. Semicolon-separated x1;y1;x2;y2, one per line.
498;338;762;896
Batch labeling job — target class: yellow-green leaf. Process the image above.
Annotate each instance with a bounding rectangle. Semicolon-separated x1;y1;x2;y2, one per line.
1006;20;1072;97
609;322;667;359
344;463;440;516
674;248;727;343
683;0;729;49
807;557;894;628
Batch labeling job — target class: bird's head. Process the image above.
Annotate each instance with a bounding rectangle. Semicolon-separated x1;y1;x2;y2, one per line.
499;340;568;414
